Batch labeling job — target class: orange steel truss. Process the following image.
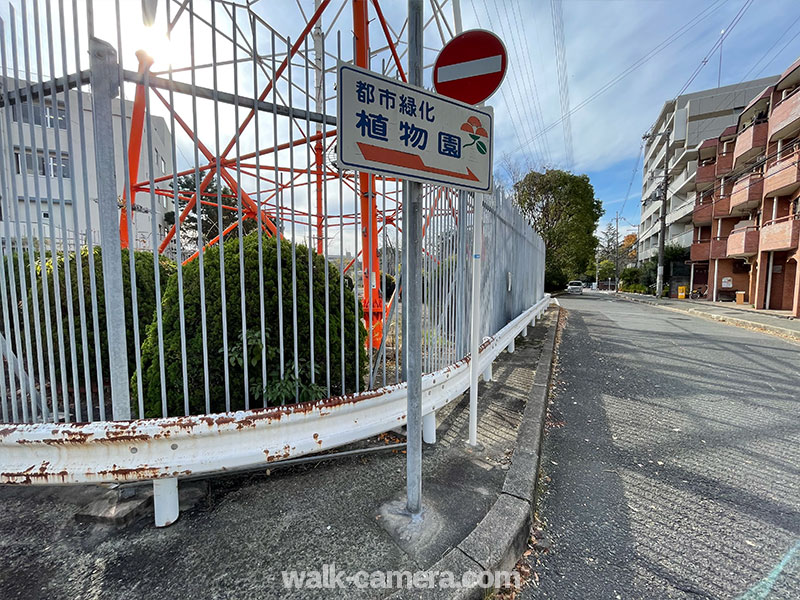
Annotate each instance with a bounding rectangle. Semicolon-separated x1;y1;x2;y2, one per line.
119;0;443;349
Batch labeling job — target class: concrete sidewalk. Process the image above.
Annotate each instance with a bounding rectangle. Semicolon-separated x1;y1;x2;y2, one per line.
0;310;558;600
616;292;800;342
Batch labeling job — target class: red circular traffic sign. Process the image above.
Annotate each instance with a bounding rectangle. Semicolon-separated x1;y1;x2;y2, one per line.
433;30;507;105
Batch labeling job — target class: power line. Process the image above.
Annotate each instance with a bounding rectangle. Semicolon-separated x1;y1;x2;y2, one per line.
470;0;545;165
511;0;552;165
674;0;753;97
754;29;800;79
490;0;550;166
739;14;800;82
550;0;574;167
620;140;644;217
508;0;726;156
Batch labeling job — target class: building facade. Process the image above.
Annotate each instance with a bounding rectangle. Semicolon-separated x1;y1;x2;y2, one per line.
638;77;778;263
0;78;175;255
689;57;800;316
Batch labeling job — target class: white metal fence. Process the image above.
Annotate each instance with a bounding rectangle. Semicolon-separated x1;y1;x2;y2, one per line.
0;0;546;525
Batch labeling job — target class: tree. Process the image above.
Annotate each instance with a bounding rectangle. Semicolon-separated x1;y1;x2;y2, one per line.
514;169;603;291
597;259;616;281
598;222;618;263
164;174;257;252
621;233;637;261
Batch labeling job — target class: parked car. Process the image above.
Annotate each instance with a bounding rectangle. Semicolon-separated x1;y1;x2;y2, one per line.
566;280;583;295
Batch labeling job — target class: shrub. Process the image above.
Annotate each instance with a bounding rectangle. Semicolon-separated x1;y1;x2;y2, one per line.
620;283;647;294
137;233;366;417
619;267;640;285
31;247;176;389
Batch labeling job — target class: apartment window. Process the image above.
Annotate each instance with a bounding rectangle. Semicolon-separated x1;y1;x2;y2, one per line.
161;156;166;174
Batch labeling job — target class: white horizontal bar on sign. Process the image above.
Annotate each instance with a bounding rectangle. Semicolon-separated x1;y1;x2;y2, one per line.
437;55;503;83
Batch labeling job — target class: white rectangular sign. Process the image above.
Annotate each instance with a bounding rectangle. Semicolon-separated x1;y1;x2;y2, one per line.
337;63;494;193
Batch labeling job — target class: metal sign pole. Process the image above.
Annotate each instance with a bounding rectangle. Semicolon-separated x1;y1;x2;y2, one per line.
468;193;483;446
405;0;423;516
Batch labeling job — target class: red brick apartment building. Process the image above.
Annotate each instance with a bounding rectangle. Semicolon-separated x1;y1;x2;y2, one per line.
690;57;800;316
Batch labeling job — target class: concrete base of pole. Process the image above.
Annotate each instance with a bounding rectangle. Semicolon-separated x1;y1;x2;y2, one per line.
153;478;179;527
422;411;436;444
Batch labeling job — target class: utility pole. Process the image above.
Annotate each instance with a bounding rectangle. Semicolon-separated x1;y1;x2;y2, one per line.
655;131;670;299
614;211;620;292
595;251;599;288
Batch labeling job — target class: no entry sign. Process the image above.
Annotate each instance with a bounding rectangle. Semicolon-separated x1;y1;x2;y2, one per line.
433;30;507;105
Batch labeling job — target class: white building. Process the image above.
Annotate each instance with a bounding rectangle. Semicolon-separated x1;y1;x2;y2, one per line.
638;77;777;263
0;77;175;255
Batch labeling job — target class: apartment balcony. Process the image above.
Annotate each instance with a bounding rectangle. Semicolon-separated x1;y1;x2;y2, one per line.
715;152;734;177
690;239;710;262
670;161;697;194
763;149;800;197
696;162;716;187
726;226;759;258
759;215;800;252
710;237;729;259
729;172;763;216
692;201;713;225
712;194;730;217
733;121;768;168
768;88;800;141
667;201;694;225
669;229;694;248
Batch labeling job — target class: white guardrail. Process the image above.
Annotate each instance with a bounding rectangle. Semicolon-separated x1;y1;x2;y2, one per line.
1;295;551;523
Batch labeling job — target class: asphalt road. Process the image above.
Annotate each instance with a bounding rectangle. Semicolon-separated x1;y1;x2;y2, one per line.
523;292;799;599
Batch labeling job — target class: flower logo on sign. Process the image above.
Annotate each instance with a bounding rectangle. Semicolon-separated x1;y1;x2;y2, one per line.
461;116;488;155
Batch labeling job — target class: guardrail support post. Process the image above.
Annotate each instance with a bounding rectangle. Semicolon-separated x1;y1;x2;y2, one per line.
522;325;528;337
422;411;436;444
508;338;515;354
153;478;179;527
483;362;492;382
89;37;131;420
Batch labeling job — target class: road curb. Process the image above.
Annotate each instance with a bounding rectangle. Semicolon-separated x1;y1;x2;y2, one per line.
389;305;560;600
617;294;800;342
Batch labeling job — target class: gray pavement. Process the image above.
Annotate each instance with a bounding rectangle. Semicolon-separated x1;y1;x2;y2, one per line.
522;291;800;599
0;312;554;600
617;292;800;341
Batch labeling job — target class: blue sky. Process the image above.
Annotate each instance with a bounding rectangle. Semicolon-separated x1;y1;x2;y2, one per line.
453;0;800;237
2;0;797;244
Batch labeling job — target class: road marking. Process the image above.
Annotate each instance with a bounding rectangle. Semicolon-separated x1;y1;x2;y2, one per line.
736;541;799;599
436;55;503;83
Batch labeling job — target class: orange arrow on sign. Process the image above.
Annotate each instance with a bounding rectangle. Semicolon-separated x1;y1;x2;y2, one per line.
357;142;479;182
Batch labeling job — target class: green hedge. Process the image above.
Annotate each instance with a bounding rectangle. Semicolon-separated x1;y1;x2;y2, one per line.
137;234;366;417
30;247;176;389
